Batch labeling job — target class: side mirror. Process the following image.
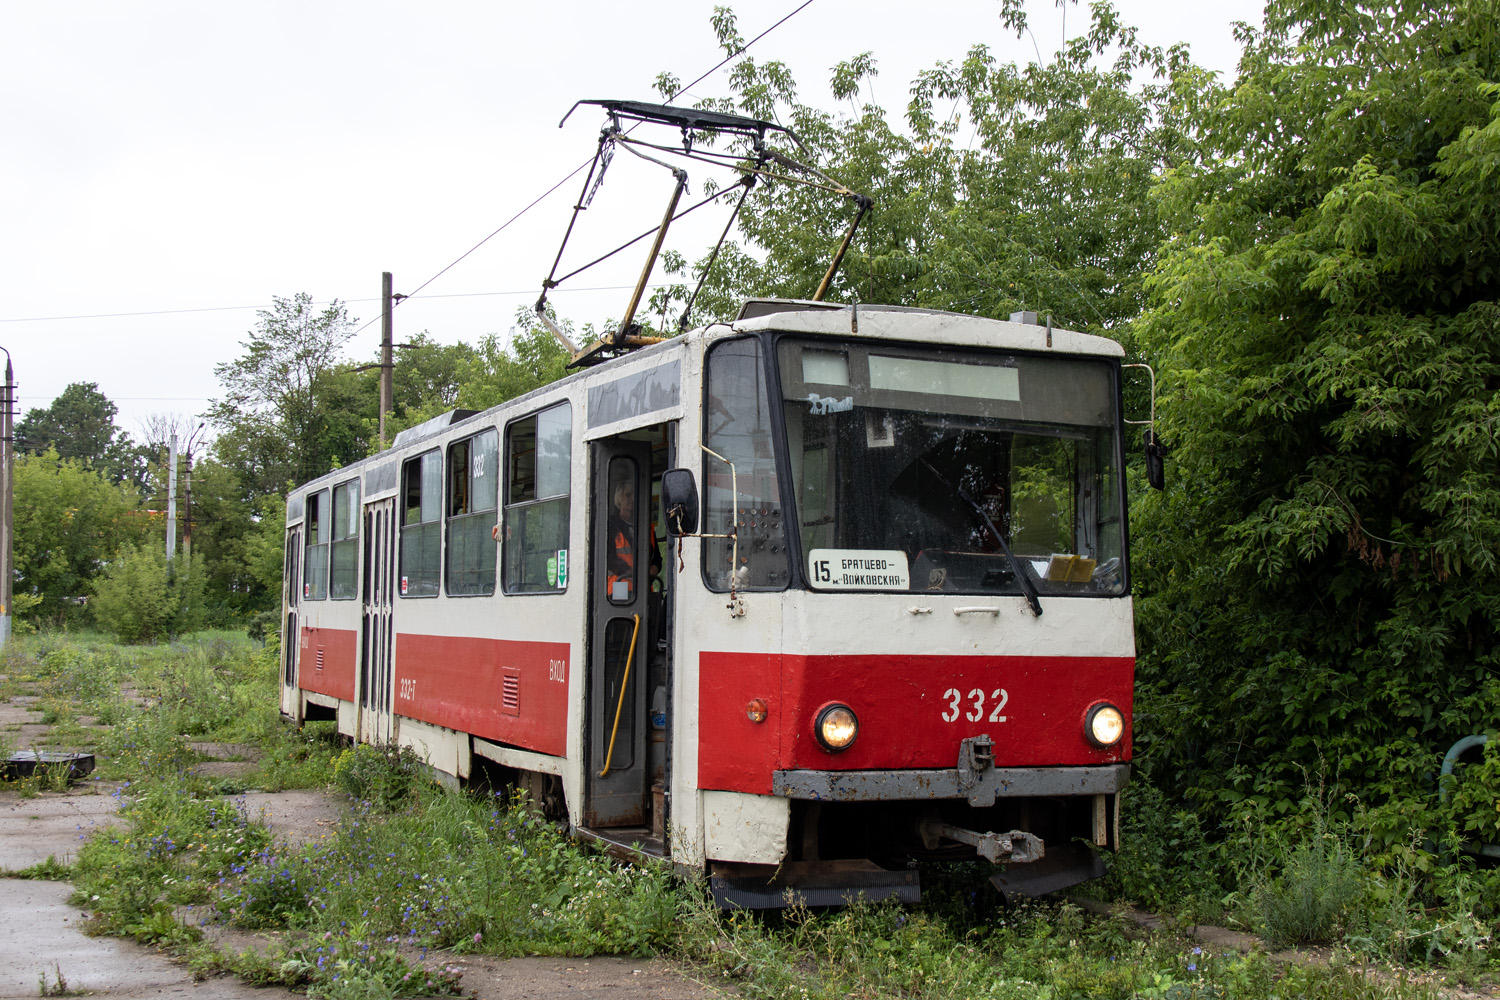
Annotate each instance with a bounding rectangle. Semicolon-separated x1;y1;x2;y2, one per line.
1144;430;1165;491
661;468;699;536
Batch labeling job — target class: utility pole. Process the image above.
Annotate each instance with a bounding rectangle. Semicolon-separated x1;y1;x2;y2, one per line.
0;348;13;649
166;433;178;559
379;271;394;451
182;422;206;558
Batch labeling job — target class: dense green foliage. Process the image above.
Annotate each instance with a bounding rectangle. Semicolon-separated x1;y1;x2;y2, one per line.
9;297;567;627
13;448;152;619
204;298;568;509
207;293;364;497
1131;0;1500;838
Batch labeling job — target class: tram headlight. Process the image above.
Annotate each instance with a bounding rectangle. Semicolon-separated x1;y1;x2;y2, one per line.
1085;703;1125;748
814;704;859;752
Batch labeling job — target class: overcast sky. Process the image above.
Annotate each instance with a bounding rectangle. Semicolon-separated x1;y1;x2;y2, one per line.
2;0;1263;439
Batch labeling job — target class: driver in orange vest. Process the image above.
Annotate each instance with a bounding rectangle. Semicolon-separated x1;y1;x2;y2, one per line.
607;479;661;600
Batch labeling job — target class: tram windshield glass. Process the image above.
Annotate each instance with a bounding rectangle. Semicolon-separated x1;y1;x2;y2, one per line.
776;337;1125;596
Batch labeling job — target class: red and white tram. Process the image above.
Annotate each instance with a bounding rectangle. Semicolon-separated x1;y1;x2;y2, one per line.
280;299;1135;905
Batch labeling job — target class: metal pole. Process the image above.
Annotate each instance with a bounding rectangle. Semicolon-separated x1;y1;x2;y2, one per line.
812;195;873;302
379;272;393;451
616;170;687;341
0;349;12;648
183;422;204;558
166;433;178;560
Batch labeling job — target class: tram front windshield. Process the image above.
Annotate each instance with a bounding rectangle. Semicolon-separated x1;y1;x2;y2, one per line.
776;338;1125;596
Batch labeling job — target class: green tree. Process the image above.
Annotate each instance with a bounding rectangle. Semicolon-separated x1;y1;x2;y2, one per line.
242;495;289;599
207;293;362;496
453;316;570;411
17;382;149;487
655;2;1218;334
380;315;571;440
13;449;151;618
1132;0;1500;830
178;456;271;620
91;544;206;644
344;332;481;445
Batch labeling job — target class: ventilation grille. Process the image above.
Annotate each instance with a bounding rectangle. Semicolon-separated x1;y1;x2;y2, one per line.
316;647;325;671
501;672;521;716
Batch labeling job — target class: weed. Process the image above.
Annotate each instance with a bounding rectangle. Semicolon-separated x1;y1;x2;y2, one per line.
35;630;1482;997
1106;780;1228;920
1240;823;1366;947
36;963;72;997
282;932;464;998
6;855;74;880
123;903;203;946
97;713;194;778
1052;954;1138;998
253;720;339;790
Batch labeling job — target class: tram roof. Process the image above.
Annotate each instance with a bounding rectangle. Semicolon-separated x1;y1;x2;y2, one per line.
729;299;1125;358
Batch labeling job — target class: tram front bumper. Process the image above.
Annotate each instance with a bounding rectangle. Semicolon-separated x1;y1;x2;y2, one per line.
772;762;1129;808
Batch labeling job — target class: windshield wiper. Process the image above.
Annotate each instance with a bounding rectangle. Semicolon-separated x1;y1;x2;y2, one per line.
919;459;1043;617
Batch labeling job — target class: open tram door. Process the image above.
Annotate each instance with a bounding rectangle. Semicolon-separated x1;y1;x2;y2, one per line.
280;525;301;719
359;497;397;744
583;432;671;852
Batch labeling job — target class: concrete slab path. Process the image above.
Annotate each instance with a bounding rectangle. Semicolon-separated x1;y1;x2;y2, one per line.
0;782;121;870
0;879;300;999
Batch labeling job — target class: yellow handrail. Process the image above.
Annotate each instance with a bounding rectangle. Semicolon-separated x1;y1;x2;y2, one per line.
598;613;641;777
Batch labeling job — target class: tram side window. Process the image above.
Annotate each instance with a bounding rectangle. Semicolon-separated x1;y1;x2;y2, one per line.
330;478;360;600
399;450;442;597
447;429;498;596
304;489;329;600
503;403;572;594
703;338;789;591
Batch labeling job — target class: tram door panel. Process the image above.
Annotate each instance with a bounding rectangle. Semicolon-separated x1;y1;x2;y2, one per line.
281;527;301;717
585;440;652;828
360;498;396;745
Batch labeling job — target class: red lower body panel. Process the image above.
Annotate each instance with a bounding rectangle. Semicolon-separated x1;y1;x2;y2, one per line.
394;634;570;757
699;652;1133;794
299;627;357;702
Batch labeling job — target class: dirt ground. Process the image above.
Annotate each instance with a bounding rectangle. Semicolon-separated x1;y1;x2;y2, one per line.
0;686;724;1000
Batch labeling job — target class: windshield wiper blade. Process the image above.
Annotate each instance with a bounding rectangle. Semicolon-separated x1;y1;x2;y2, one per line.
920;459;1043;617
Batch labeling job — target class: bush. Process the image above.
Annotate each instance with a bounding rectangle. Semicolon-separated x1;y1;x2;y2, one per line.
91;544;206;644
246;610;279;646
9;592;42;634
333;743;423;811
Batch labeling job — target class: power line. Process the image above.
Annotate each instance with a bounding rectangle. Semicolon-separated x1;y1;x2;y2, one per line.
16;395;212;402
0;283;673;326
671;0;817;104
